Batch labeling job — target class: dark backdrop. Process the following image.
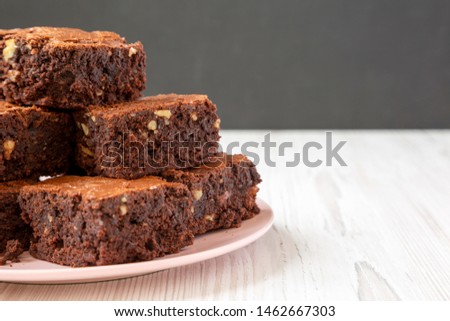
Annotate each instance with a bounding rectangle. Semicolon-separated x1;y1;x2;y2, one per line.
1;0;449;129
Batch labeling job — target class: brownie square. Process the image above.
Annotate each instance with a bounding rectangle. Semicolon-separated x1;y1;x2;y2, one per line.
0;180;33;253
0;101;74;181
1;27;146;109
20;176;194;267
162;154;261;235
72;94;221;180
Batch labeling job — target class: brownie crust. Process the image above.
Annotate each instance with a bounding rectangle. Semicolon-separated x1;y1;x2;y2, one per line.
20;176;194;267
0;180;33;253
73;94;221;179
162;154;261;235
1;27;146;109
0;101;74;181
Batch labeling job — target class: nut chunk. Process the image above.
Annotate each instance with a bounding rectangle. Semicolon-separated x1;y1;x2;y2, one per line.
0;101;73;181
0;27;146;109
162;154;261;235
73;94;221;179
20;176;194;267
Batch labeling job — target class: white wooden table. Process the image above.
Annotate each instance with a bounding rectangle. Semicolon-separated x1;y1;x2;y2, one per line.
1;130;449;300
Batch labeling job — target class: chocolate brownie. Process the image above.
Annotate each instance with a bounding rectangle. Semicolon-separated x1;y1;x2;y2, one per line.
73;94;221;180
0;180;33;253
1;27;146;109
162;154;261;235
0;101;74;181
20;176;194;267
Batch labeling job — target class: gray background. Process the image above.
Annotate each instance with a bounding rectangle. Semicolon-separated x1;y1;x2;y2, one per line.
1;0;449;129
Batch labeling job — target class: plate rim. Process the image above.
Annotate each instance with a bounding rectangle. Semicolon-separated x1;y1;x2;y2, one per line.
0;198;274;284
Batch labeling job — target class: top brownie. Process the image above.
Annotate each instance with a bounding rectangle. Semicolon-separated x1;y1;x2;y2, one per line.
0;27;146;109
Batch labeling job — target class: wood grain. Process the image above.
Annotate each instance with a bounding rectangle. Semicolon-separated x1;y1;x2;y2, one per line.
1;130;449;300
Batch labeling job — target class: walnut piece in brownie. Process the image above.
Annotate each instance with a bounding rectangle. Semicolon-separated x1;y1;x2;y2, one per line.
162;154;261;235
0;180;33;254
0;101;74;181
1;27;146;109
73;94;221;180
20;176;194;267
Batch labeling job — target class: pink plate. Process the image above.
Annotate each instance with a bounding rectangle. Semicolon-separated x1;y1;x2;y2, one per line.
0;199;274;284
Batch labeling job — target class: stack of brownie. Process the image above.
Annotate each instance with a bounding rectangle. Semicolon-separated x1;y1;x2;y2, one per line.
0;27;261;267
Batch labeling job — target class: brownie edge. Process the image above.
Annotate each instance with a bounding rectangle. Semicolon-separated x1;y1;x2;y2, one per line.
162;153;262;235
0;180;33;254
